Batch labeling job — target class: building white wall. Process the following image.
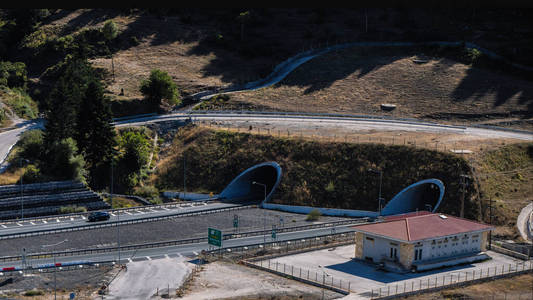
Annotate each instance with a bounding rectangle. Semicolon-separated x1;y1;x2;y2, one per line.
421;232;483;261
362;235;400;263
361;231;486;265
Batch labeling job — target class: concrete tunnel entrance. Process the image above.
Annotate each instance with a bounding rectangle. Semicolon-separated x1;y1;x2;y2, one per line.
218;162;282;205
380;179;445;216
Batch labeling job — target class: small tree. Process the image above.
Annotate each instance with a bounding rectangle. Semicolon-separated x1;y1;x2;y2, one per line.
140;69;180;107
102;20;119;41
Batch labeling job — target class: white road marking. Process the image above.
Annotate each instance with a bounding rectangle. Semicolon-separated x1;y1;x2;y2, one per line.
146;256;151;260
1;225;6;228
16;223;23;227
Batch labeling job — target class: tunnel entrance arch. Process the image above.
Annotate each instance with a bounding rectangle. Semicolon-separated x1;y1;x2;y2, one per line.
219;162;282;205
380;179;445;216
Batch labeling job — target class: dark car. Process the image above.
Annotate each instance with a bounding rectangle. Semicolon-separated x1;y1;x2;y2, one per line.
87;211;110;222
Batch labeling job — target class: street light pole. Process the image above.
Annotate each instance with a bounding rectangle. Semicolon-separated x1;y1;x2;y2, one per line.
19;158;28;220
252;181;267;245
368;168;383;215
111;161;120;265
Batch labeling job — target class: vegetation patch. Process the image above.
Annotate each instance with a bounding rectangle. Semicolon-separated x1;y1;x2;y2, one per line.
472;142;533;239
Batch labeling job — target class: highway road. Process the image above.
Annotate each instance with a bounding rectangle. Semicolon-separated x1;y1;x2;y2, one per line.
0;223;356;270
0;201;242;238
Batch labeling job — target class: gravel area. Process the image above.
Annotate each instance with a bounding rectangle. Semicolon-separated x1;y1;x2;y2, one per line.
0;265;116;298
0;207;349;257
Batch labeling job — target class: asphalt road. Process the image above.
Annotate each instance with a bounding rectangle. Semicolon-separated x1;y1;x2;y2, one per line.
0;201;241;238
0;224;356;270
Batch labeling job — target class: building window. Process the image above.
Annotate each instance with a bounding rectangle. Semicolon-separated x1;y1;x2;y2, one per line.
390;247;398;259
414;249;423;261
366;237;374;241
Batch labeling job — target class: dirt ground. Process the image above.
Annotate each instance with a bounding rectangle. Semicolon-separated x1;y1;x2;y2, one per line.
179;260;344;300
399;273;533;300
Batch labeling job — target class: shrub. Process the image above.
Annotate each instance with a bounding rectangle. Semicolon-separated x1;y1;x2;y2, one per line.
59;205;87;214
140;69;181;106
18;129;44;161
24;289;44;296
306;209;321;221
102;20;119;40
0;61;28;90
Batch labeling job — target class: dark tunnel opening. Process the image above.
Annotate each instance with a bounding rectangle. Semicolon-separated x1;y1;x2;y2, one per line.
381;180;444;216
219;163;281;204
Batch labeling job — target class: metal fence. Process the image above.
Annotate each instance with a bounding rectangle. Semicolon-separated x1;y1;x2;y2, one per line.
244;257;533;299
193;118;518;154
370;260;533;299
0;204;255;240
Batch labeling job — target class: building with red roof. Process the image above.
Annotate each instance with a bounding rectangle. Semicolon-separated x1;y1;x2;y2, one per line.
352;212;493;272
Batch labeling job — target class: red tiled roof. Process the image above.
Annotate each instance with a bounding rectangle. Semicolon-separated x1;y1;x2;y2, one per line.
353;213;493;242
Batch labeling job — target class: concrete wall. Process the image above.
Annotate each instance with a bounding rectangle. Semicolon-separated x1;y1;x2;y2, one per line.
354;232;364;259
263;202;378;218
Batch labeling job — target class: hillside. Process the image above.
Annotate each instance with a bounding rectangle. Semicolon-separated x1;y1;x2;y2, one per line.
153;124;476;217
197;45;533;125
2;9;532;122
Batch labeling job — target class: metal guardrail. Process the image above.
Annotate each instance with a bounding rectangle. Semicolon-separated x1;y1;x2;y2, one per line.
0;219;364;263
0;204;256;240
0;198;219;225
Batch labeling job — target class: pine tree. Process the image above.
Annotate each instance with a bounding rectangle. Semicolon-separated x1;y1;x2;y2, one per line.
76;80;117;188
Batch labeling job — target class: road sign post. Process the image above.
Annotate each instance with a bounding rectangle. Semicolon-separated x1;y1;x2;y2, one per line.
233;215;239;233
208;228;222;247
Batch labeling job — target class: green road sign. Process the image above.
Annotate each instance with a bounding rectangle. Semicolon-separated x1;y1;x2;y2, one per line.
233;215;239;228
208;228;222;247
271;226;277;239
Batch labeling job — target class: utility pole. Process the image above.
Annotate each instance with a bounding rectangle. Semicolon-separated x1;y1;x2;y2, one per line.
459;175;470;218
489;197;493;250
183;154;186;199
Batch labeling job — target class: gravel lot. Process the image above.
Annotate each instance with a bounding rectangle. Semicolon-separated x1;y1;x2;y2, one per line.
0;207;349;257
0;264;116;298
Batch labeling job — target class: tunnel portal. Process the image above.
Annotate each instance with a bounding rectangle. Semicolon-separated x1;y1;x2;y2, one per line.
380;179;445;216
218;162;282;205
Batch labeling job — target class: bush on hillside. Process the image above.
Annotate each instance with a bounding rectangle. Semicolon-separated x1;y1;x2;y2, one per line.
140;69;181;107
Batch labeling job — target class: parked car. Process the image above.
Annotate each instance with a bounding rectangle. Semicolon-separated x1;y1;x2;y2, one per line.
87;211;110;222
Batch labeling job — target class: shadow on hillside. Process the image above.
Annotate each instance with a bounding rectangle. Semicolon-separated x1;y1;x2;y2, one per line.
56;9;125;36
451;67;533;117
42;9;533;115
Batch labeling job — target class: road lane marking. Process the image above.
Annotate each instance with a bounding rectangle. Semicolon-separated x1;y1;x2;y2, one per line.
42;220;47;224
146;256;151;260
16;223;23;227
1;225;6;228
30;222;36;225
